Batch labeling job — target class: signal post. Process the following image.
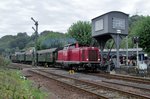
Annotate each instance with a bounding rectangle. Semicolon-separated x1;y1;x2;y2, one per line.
31;17;38;66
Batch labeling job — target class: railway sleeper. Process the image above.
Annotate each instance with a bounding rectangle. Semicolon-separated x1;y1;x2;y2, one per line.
83;86;96;90
89;87;99;91
78;84;88;88
96;91;118;99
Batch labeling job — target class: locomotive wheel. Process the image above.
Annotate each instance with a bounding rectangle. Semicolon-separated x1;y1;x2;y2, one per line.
73;66;79;71
92;68;98;72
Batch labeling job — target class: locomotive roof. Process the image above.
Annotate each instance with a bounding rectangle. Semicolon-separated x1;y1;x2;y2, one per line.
37;48;57;54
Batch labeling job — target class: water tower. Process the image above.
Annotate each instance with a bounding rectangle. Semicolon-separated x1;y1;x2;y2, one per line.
92;11;129;68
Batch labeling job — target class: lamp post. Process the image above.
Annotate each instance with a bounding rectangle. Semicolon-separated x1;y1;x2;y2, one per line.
31;17;38;66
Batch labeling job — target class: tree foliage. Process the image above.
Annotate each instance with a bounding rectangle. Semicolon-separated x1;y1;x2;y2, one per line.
0;32;30;55
118;15;144;49
130;16;150;53
37;31;76;50
129;15;144;27
9;33;29;50
67;21;92;46
0;35;15;50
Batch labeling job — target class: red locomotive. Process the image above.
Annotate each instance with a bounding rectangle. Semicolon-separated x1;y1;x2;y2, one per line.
57;43;100;71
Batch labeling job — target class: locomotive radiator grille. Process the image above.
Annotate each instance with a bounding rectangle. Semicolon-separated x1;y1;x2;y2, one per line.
88;50;98;61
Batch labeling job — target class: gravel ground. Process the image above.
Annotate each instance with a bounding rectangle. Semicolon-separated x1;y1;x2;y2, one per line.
39;68;150;96
10;63;150;99
22;68;98;99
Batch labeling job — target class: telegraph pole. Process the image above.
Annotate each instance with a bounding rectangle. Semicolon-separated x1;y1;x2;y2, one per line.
31;17;38;66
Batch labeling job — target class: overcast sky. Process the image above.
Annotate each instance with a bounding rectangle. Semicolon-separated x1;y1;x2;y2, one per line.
0;0;149;37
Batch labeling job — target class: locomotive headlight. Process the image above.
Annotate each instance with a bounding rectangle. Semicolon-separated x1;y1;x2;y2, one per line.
98;59;100;61
86;58;89;61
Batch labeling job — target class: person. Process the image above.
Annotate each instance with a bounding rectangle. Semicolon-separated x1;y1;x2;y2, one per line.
123;57;126;65
132;60;136;66
129;60;132;66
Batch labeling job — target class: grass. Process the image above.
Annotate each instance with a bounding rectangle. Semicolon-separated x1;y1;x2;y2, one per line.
0;55;10;68
0;56;47;99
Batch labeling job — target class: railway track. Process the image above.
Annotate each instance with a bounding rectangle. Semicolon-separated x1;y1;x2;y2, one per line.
29;69;150;99
102;80;150;92
89;73;150;84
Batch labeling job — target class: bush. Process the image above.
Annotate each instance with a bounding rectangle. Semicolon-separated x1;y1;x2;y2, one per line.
0;56;10;67
0;70;47;99
0;56;47;98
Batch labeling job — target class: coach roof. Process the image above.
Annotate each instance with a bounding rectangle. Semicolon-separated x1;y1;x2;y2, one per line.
37;48;57;54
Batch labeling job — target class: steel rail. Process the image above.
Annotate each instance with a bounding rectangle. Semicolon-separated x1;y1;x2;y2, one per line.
30;69;150;99
102;80;150;92
29;69;108;99
90;73;150;84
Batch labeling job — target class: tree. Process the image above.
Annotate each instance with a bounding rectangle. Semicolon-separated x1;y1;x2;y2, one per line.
37;31;76;50
130;16;150;53
129;15;144;27
9;32;30;50
116;15;144;49
67;21;92;46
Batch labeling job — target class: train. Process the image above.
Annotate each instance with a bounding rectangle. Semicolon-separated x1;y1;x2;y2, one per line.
10;42;115;71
